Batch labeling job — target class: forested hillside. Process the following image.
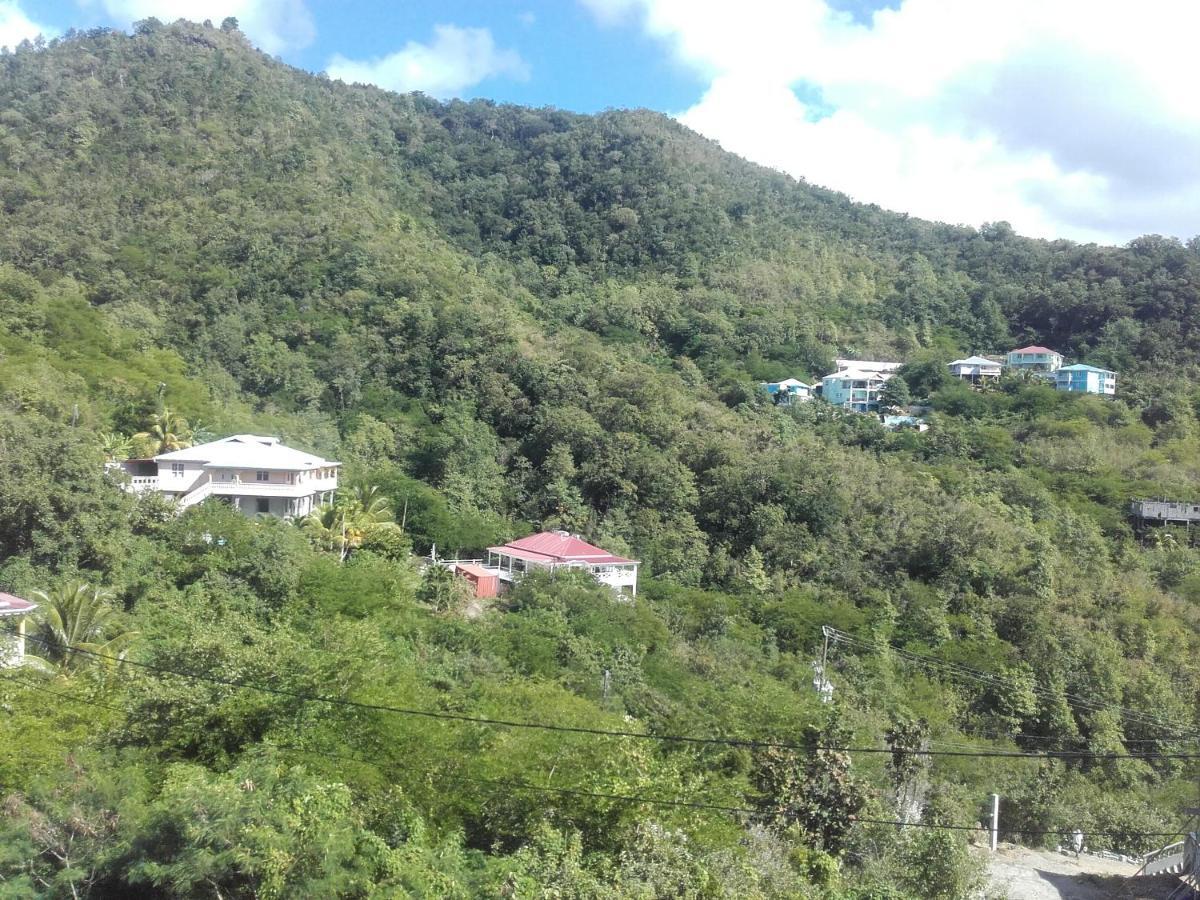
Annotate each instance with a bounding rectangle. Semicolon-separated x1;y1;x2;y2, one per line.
3;19;1200;898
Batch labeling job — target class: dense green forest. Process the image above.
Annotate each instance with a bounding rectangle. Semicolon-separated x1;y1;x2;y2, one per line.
4;19;1200;898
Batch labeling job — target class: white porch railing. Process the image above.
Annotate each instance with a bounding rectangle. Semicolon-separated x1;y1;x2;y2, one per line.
207;479;338;497
177;480;216;510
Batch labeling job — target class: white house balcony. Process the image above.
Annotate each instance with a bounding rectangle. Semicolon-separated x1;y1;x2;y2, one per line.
206;478;338;499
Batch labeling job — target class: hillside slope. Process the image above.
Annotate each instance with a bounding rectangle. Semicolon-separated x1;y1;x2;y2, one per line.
2;20;1200;898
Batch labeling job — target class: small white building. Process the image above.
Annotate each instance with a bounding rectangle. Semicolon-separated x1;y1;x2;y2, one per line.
761;378;812;405
487;531;639;596
822;368;894;413
881;415;929;433
0;592;36;667
1054;364;1117;395
835;359;903;374
1006;345;1064;372
948;355;1003;382
112;435;339;518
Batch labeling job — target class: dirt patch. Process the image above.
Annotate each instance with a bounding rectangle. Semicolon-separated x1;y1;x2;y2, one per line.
984;843;1182;899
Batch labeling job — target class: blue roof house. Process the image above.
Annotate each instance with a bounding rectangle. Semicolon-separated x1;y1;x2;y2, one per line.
1054;364;1116;395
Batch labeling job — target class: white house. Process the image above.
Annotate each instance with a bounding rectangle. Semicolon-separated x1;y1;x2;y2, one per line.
761;378;812;405
1006;345;1064;372
1054;364;1117;395
822;368;894;413
486;531;639;596
112;435;339;518
948;355;1003;382
0;592;36;667
835;359;903;374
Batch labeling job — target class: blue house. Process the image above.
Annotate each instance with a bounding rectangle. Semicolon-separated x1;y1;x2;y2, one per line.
1054;364;1116;395
760;378;812;405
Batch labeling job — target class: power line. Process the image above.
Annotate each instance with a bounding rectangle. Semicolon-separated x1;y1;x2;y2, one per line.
0;670;125;713
10;627;1200;763
3;671;1187;841
826;627;1199;740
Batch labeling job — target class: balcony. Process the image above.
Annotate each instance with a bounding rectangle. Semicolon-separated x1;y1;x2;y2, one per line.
207;477;338;499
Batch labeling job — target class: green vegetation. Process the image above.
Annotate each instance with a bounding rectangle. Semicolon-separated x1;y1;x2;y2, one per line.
2;19;1200;897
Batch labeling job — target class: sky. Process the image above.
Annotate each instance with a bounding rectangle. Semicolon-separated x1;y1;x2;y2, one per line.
8;0;1199;246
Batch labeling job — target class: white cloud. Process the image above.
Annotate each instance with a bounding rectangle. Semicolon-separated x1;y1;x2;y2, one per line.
326;24;529;99
583;0;1200;244
96;0;315;55
0;1;56;50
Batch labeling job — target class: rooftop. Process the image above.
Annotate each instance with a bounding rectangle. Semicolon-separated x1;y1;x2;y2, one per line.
155;435;339;471
1057;364;1116;374
454;563;495;579
0;591;36;617
825;369;893;382
491;531;637;565
1010;345;1059;355
950;355;1002;367
835;359;902;372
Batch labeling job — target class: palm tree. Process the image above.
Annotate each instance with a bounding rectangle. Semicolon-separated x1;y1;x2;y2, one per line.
27;581;136;673
302;484;395;562
98;431;133;462
133;406;193;457
303;503;349;561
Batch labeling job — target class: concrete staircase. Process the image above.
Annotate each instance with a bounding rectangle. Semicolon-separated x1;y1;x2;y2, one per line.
1140;841;1185;877
176;474;215;510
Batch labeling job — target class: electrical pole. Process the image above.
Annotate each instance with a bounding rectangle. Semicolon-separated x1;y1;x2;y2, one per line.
991;794;1000;852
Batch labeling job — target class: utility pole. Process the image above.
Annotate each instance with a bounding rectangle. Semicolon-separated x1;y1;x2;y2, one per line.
602;669;611;702
813;626;834;703
991;794;1000;852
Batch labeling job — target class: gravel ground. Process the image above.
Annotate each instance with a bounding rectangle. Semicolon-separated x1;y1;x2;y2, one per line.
984;843;1185;899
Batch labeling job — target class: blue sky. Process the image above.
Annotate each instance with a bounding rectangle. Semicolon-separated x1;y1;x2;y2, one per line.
6;0;1200;245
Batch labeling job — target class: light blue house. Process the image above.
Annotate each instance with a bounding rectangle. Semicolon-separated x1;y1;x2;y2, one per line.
1053;364;1116;395
821;369;892;413
760;378;812;405
1006;345;1064;372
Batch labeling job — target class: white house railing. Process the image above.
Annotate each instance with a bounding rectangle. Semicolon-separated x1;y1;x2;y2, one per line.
207;479;338;496
177;480;215;510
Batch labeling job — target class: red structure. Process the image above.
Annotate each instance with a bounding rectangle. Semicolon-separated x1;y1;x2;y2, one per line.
454;563;499;599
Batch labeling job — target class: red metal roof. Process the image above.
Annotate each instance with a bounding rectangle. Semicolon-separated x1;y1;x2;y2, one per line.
0;591;36;616
1012;345;1058;355
490;531;637;565
455;563;495;579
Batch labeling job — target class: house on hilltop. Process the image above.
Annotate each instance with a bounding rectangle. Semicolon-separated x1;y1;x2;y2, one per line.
821;368;894;413
1054;364;1116;395
0;592;37;667
111;435;339;517
760;378;812;405
948;356;1002;382
487;531;639;596
1006;345;1064;372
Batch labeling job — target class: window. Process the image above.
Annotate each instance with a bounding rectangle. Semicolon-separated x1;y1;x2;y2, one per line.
256;498;270;514
171;463;185;478
256;470;269;482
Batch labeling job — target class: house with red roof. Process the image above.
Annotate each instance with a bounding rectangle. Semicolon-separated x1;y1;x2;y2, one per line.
0;591;37;667
486;531;639;596
1006;345;1064;373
